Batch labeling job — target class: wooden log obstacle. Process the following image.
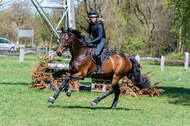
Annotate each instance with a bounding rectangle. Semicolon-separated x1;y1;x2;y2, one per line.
91;77;112;93
30;55;80;92
48;63;112;93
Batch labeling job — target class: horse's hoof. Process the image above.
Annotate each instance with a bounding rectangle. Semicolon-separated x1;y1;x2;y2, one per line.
108;106;116;109
65;90;71;97
47;102;53;105
91;102;97;106
47;97;55;105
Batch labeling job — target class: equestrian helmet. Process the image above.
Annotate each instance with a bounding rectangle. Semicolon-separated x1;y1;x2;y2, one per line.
89;11;99;18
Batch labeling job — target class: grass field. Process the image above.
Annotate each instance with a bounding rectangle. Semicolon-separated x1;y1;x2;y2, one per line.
0;54;190;126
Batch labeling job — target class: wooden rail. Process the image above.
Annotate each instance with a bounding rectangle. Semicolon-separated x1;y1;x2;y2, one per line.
135;53;189;71
139;57;189;63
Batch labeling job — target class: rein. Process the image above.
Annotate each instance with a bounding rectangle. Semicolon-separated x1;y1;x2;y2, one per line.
73;45;88;49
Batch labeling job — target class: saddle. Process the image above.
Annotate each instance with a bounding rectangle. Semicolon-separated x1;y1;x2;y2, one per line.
90;46;112;65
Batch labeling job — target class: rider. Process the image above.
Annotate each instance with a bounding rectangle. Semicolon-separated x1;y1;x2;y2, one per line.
85;10;106;74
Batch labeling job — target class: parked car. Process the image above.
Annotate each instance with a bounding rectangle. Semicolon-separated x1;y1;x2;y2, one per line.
0;37;15;51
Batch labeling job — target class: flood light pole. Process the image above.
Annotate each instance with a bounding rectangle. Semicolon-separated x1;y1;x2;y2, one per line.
31;0;76;43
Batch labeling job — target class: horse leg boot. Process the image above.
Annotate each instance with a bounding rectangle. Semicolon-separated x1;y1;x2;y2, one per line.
110;84;120;109
47;76;71;104
63;76;71;97
47;82;65;104
91;91;113;106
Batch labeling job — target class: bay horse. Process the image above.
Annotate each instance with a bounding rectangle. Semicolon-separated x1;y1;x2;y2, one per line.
48;28;149;109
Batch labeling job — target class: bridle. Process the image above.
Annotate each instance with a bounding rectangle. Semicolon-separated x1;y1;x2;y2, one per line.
59;33;88;49
58;34;72;49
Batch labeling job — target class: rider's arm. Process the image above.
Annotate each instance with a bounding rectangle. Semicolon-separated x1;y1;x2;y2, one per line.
90;24;103;44
85;33;90;40
85;24;91;40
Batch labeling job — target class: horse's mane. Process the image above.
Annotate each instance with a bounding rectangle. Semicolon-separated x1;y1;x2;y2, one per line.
70;29;86;43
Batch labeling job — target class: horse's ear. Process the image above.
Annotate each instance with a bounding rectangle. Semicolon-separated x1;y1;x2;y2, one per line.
67;28;71;32
67;28;72;36
61;27;64;33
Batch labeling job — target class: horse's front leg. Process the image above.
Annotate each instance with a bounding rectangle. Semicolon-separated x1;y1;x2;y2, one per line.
63;76;72;97
47;76;71;104
47;72;83;105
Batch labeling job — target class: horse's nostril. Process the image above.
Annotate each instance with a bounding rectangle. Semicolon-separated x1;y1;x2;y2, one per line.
57;52;62;56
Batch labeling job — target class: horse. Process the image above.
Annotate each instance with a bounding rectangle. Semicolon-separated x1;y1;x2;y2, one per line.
47;27;150;109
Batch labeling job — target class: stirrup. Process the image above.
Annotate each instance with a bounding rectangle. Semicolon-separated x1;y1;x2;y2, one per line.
96;67;103;74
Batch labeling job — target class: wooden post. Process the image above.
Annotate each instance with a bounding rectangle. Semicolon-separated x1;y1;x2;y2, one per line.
135;55;140;63
184;52;189;71
19;49;24;63
102;85;107;91
160;56;165;71
91;83;95;89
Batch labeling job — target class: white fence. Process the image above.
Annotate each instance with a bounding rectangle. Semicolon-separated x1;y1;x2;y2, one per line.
19;49;71;63
18;49;189;71
135;52;189;71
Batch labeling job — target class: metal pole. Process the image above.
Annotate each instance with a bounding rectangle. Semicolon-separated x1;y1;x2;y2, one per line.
65;0;68;28
55;8;68;30
0;0;5;6
68;0;76;28
31;0;60;43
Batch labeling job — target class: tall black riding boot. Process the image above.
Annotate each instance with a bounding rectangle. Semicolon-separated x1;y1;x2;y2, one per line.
96;56;103;74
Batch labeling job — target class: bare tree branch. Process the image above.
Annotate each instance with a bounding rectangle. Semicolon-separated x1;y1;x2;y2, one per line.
135;1;149;27
101;1;108;16
147;0;157;21
78;12;90;23
84;0;89;16
93;0;96;10
135;8;147;34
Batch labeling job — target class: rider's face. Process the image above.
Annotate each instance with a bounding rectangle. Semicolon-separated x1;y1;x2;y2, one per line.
91;17;97;23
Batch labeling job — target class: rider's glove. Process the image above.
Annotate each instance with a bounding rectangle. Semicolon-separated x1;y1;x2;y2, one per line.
87;42;94;47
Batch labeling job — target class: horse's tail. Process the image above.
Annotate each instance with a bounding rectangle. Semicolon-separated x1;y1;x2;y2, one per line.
127;57;150;89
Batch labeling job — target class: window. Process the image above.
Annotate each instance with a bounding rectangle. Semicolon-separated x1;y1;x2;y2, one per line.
0;39;10;44
0;39;3;43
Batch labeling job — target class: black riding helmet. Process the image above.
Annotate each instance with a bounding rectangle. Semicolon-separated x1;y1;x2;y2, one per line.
89;10;99;18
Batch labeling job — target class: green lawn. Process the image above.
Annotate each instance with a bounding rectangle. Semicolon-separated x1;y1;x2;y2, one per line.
0;54;189;126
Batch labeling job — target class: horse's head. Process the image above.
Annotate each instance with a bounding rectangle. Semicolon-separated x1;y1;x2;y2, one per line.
57;27;72;56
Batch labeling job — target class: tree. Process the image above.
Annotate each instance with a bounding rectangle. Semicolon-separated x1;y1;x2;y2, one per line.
167;0;190;53
134;0;158;54
0;1;33;42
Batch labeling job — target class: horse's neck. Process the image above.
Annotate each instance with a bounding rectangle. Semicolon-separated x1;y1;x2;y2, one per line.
70;36;89;61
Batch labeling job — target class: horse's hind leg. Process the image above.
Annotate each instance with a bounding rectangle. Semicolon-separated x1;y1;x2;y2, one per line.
110;83;120;109
91;91;113;106
91;74;120;109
